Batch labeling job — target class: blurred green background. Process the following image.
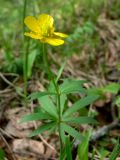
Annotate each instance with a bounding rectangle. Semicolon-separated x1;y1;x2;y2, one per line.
0;0;120;75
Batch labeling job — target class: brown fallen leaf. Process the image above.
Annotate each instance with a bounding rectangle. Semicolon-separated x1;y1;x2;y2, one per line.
4;107;41;138
5;121;31;138
95;92;112;108
13;139;45;156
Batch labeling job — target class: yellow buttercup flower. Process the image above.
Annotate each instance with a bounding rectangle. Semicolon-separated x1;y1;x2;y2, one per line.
24;14;68;46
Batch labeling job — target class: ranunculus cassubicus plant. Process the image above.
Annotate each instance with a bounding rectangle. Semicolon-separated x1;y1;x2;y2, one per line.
21;14;99;159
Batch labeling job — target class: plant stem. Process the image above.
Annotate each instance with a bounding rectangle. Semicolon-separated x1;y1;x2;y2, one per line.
42;44;50;77
23;0;28;106
56;85;63;156
42;44;63;157
23;0;27;33
23;40;29;100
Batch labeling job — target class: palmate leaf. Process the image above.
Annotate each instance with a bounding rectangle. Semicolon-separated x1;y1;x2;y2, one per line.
103;83;120;94
60;146;66;160
20;112;52;123
115;96;120;107
60;123;66;143
61;123;83;141
59;79;87;94
78;129;92;160
65;135;72;160
87;87;103;97
56;61;66;82
60;94;67;115
29;121;56;137
48;81;56;93
38;95;58;118
63;95;99;117
27;49;37;78
29;91;56;100
63;116;98;124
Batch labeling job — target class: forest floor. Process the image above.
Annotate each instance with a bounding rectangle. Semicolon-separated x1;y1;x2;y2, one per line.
0;1;120;160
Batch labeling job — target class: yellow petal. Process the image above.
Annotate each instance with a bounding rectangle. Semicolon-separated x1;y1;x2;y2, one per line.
38;14;54;27
54;32;68;38
38;14;54;35
24;32;42;39
24;16;40;33
42;38;64;46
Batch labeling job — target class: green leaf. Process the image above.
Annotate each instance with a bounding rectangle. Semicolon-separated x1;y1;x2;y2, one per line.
59;79;87;94
63;116;98;124
99;148;109;159
60;147;66;160
56;61;66;82
103;83;120;94
87;87;103;97
60;123;66;143
60;94;67;115
29;91;56;100
65;135;73;160
27;49;37;78
38;95;58;118
115;96;120;107
29;122;56;137
63;95;99;117
61;123;83;141
48;81;56;93
47;81;59;105
20;112;52;123
0;148;5;160
78;129;92;160
109;139;120;160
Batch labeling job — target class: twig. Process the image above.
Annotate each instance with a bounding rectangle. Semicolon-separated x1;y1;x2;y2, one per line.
0;130;16;160
0;72;19;89
0;88;13;94
0;128;14;139
91;119;120;141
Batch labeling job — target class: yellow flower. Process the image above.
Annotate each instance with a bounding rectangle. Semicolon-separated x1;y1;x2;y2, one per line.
24;14;68;46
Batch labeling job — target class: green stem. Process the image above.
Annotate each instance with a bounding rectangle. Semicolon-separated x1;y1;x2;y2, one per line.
23;0;27;33
42;44;63;157
23;40;29;99
23;0;28;106
42;44;50;77
56;86;63;158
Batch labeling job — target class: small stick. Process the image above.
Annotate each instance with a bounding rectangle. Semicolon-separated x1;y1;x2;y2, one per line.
0;72;18;89
0;131;16;160
91;119;120;141
0;88;13;94
0;128;14;139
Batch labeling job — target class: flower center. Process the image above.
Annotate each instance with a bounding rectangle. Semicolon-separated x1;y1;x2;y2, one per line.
40;26;54;37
